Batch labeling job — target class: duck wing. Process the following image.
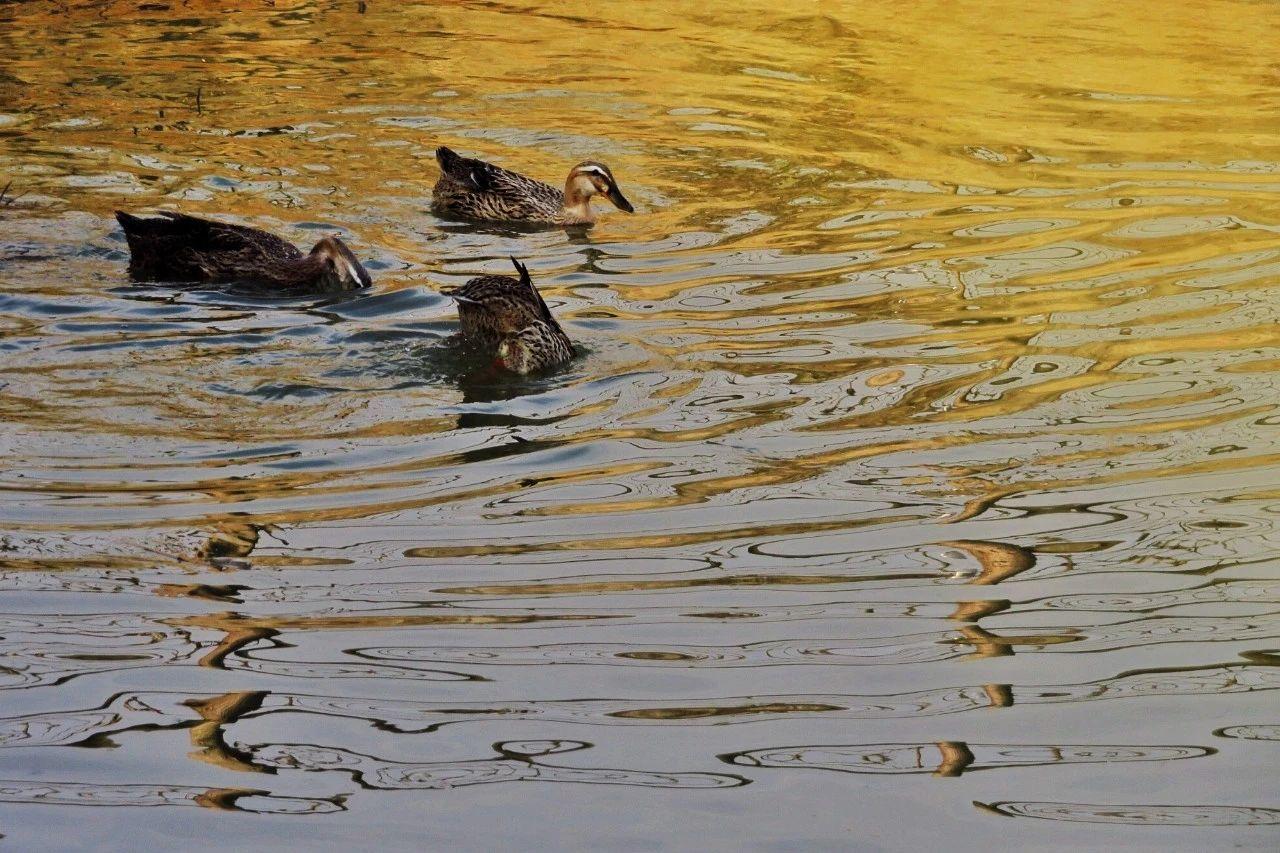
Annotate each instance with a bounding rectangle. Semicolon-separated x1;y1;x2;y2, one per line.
444;260;574;356
435;146;558;199
115;211;303;281
138;212;302;259
435;146;511;192
444;261;558;323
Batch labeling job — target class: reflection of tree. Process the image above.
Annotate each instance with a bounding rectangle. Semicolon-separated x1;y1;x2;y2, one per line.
197;627;276;669
950;599;1010;621
941;539;1036;585
184;690;270;774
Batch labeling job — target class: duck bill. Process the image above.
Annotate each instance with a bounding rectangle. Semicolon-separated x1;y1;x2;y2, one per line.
605;185;635;213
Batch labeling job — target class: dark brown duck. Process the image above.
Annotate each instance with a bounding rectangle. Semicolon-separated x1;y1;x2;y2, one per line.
115;210;372;292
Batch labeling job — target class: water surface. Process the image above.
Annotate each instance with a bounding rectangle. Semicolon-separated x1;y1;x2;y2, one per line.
2;0;1279;849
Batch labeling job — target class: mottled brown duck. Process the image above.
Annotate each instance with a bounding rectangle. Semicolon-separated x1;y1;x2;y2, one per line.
442;257;576;374
115;211;372;292
431;146;633;227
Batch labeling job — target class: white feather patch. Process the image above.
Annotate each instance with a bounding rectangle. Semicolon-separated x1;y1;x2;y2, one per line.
341;258;361;283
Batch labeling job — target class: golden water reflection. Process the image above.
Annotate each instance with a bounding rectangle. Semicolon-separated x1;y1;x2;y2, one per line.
2;0;1280;847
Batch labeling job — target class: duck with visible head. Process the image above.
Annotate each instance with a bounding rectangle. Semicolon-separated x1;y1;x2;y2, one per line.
431;146;634;227
115;210;372;292
442;257;576;375
495;320;575;375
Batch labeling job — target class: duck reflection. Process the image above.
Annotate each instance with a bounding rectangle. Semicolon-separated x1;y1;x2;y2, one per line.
385;335;575;411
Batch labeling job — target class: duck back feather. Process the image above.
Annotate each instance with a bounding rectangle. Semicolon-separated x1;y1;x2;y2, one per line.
115;211;370;291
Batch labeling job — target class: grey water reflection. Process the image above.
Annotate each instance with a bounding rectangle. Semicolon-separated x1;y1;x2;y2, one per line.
351;612;1280;667
4;0;1280;849
252;739;748;791
0;780;344;815
976;801;1280;827
724;742;1213;777
1;657;1277;741
1215;724;1280;742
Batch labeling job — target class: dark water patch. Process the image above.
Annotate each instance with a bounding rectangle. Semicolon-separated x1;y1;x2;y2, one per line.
246;383;351;401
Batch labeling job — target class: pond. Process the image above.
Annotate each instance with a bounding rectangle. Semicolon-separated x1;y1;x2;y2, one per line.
1;0;1279;849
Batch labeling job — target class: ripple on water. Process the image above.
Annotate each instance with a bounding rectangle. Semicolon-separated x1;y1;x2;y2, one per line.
3;0;1280;848
975;801;1280;826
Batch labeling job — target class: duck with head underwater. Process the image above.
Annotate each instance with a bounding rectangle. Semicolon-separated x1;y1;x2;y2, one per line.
442;257;575;375
115;210;373;292
431;146;634;227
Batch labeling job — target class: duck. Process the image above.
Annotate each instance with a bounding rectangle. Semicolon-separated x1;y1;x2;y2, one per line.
442;257;576;374
115;210;372;292
431;146;634;227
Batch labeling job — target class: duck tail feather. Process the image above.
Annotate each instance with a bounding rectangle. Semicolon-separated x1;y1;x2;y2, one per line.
510;257;530;285
115;210;144;231
436;146;493;192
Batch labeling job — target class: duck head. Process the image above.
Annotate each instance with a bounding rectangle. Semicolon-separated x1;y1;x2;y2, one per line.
310;235;373;291
493;319;575;375
564;161;634;219
494;334;532;375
